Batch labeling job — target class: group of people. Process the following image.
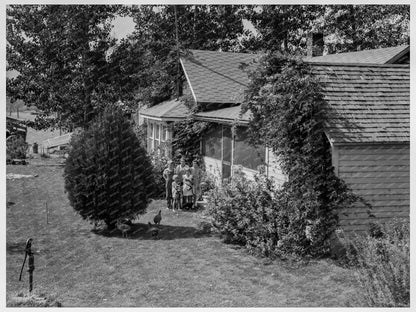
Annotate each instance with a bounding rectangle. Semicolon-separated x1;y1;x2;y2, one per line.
162;156;202;210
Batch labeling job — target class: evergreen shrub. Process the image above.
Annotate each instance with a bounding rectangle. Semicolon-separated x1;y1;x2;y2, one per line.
64;104;157;229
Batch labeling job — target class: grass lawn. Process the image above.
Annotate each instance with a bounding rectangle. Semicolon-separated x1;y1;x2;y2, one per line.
6;158;363;307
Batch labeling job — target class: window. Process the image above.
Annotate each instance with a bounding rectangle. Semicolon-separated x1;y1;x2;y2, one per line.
203;124;222;160
162;126;167;141
147;122;154;152
234;127;265;170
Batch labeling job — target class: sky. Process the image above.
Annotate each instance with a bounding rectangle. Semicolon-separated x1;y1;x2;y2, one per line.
111;15;135;40
111;10;257;41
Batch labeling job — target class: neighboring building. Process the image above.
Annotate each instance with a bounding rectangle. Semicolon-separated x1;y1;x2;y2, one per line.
137;45;409;232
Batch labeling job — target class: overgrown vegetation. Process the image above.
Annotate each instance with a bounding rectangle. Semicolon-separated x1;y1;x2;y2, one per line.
148;150;170;199
64;104;157;229
344;220;410;307
207;53;362;258
6;135;28;161
172;117;211;163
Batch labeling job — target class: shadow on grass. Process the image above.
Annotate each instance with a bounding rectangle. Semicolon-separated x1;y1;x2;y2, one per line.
6;241;27;254
91;222;212;240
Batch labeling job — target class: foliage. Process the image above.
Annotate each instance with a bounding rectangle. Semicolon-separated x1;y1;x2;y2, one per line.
133;119;147;147
6;5;126;130
241;5;323;53
233;52;361;257
127;5;247;106
242;5;409;54
172;117;211;163
6;135;28;161
64;104;157;228
199;171;216;196
7;293;62;307
315;5;409;53
208;169;343;258
344;220;410;307
148;150;170;199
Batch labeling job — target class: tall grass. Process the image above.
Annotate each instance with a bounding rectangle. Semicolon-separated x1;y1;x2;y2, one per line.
345;220;409;307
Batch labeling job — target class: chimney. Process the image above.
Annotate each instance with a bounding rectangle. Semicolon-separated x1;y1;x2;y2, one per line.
307;32;324;58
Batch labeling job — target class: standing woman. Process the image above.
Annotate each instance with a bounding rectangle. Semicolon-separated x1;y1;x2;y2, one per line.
191;159;202;208
175;156;188;184
182;166;194;209
162;160;174;209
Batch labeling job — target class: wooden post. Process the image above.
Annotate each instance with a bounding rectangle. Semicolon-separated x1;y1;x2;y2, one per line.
17;107;19;119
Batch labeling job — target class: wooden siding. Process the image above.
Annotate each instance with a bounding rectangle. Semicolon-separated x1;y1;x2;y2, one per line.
335;144;409;232
266;148;287;187
204;150;288;187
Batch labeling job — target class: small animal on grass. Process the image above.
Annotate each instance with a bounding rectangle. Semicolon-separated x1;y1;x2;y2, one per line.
153;210;162;225
147;222;160;239
116;219;131;238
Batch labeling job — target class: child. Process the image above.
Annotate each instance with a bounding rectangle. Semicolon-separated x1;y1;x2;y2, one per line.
182;166;194;210
162;160;174;209
172;175;182;211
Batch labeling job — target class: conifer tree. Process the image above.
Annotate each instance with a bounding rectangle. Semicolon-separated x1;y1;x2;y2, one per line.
64;104;157;229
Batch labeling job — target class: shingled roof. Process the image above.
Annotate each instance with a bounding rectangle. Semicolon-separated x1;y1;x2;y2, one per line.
194;105;251;124
180;49;257;105
184;48;409;145
140;99;189;121
312;63;409;144
307;45;409;64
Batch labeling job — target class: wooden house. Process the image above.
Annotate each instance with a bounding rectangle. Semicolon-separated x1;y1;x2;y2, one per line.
139;45;409;232
139;99;189;156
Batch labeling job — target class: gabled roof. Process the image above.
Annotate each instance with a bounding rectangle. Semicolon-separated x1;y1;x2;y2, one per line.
140;99;189;121
171;47;410;145
180;49;257;105
311;63;409;144
307;45;409;64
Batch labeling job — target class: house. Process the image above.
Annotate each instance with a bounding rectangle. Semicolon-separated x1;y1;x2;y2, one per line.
139;99;189;156
139;45;409;232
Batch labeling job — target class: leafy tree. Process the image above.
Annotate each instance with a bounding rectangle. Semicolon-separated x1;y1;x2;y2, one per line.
64;104;157;229
316;5;410;53
128;5;247;106
243;5;409;54
6;5;124;130
241;5;324;53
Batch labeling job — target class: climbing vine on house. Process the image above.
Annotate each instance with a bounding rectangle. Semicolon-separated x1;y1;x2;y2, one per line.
171;95;212;163
238;53;361;256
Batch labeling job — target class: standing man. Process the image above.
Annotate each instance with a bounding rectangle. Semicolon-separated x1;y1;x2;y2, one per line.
175;156;188;184
191;159;202;208
163;160;174;209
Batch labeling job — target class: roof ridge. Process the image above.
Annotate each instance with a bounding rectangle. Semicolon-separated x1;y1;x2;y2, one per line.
187;49;258;56
308;62;409;68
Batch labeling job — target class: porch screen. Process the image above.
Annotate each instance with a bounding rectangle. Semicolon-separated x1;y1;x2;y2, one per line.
203;124;222;160
234;127;265;170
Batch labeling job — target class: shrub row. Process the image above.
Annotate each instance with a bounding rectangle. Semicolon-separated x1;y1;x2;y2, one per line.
207;169;334;259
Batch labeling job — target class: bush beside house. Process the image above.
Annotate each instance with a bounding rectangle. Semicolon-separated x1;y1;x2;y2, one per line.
344;220;409;307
